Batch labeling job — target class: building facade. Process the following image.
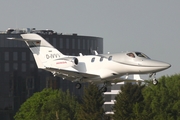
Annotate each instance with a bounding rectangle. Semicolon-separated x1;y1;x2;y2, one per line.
0;28;103;119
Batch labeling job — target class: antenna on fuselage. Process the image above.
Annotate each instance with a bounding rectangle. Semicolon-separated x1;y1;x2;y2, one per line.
79;53;83;56
94;51;98;55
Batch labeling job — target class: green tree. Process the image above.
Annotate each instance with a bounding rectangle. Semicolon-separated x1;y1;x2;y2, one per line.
142;74;180;120
14;88;80;120
78;84;104;120
113;83;145;120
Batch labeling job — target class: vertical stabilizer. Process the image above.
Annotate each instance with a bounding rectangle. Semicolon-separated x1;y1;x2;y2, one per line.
20;33;65;69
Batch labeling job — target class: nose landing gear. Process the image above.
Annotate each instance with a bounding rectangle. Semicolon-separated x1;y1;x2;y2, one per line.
149;73;158;85
152;78;158;85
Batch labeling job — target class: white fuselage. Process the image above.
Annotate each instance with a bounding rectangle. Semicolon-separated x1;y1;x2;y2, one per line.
54;52;170;81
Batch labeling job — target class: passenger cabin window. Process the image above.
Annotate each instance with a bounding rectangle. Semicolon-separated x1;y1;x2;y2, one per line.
127;53;135;58
91;57;95;62
108;56;112;61
135;52;150;59
100;57;103;62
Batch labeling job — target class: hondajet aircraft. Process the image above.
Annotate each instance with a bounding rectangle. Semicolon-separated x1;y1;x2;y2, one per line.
8;34;171;92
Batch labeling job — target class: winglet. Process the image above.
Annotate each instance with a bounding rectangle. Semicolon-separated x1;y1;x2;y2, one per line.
79;53;83;56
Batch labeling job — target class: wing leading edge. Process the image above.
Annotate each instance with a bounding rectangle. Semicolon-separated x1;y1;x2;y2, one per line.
46;67;101;82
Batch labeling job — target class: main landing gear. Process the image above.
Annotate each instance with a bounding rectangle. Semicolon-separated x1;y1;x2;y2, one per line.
149;73;158;85
99;82;108;92
75;83;81;89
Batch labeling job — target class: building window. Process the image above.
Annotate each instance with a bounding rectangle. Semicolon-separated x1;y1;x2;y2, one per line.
22;52;26;61
90;39;93;49
60;38;63;49
30;53;34;61
78;39;81;49
53;38;56;47
105;95;112;102
30;63;35;69
46;77;57;89
22;63;26;72
72;39;75;49
13;63;18;70
13;52;18;61
46;38;49;42
111;84;121;90
87;40;90;49
0;36;4;47
5;52;9;61
5;63;9;72
66;38;69;49
83;39;85;50
26;77;34;89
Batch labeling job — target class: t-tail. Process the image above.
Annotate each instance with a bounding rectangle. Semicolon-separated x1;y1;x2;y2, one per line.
8;33;65;69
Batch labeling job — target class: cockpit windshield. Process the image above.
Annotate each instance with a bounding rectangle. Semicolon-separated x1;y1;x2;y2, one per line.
135;52;150;59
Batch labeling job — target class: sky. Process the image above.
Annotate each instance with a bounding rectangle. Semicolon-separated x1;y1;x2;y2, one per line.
0;1;179;78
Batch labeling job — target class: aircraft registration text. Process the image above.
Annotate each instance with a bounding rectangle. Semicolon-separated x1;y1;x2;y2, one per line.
46;54;61;59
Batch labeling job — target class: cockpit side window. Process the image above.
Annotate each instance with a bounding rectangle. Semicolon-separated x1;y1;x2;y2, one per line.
135;52;150;59
127;53;135;58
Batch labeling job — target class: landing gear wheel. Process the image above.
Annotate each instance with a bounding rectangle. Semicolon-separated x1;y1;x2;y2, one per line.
101;87;107;92
152;79;158;85
75;83;81;89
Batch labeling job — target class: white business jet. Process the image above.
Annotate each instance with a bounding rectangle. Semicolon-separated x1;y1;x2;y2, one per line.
8;34;171;92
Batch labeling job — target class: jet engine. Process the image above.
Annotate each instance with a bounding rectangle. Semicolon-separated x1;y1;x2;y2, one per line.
70;57;78;65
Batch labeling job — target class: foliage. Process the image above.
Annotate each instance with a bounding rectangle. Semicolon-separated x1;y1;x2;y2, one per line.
113;74;180;119
14;88;79;120
113;83;145;120
78;84;104;120
142;74;180;119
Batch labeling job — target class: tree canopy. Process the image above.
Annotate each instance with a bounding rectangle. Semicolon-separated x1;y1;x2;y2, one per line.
113;74;180;120
142;74;180;119
113;83;145;120
14;88;79;120
77;84;104;120
14;74;180;120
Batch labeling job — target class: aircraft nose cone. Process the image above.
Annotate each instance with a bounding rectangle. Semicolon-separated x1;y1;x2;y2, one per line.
160;62;171;69
152;61;171;71
142;60;171;73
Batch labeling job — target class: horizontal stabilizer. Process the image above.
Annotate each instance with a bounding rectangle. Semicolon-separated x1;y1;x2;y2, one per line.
7;37;41;42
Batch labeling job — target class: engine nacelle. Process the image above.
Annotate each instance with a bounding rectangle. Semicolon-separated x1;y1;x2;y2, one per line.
51;57;78;68
70;57;78;65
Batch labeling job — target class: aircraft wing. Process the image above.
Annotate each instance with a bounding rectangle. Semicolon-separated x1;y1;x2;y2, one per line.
46;67;101;82
46;67;144;84
110;74;144;84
